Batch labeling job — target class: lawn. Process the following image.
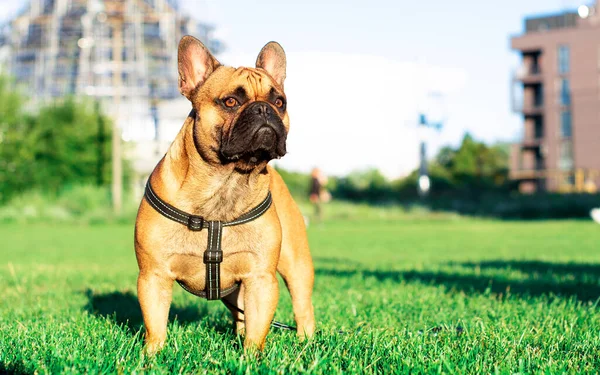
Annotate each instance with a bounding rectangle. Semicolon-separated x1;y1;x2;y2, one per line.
1;207;600;374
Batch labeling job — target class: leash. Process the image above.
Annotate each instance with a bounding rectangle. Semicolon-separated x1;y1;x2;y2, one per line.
221;298;297;331
144;182;297;331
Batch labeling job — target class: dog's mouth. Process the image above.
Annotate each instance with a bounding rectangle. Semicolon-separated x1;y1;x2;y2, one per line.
220;124;287;165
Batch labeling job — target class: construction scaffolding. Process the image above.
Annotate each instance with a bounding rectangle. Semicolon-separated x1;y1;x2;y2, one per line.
0;0;222;205
2;0;221;142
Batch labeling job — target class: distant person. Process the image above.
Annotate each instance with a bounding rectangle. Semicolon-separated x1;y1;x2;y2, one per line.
309;168;330;221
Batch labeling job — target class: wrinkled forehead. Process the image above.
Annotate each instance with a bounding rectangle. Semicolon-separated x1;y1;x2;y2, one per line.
209;66;282;99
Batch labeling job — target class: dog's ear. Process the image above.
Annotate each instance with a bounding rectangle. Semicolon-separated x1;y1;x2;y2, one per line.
256;41;286;88
178;35;220;100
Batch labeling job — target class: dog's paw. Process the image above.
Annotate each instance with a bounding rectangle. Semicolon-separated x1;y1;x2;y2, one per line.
296;319;316;341
297;329;315;342
143;339;165;356
243;338;266;355
234;321;246;337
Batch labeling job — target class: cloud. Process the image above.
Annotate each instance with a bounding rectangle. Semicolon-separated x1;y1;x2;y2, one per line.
220;50;467;179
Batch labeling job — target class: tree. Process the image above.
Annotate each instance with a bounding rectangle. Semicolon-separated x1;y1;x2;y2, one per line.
29;98;114;193
0;80;117;202
333;168;397;203
0;75;34;202
434;133;509;189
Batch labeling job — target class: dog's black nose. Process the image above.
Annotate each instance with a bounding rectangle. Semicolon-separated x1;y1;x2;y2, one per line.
252;102;269;116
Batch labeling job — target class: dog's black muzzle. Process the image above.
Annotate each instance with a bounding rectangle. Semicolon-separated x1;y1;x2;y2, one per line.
220;101;287;163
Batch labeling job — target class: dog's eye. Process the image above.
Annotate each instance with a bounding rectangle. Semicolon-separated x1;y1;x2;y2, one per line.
223;97;239;108
274;98;284;108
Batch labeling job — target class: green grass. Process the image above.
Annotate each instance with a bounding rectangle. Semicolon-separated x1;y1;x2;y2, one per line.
1;207;600;374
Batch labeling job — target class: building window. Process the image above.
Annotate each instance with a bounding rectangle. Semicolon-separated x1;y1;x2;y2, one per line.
535;149;544;170
144;23;161;39
534;116;544;138
558;45;570;74
530;53;541;74
559;141;573;170
560;110;572;137
533;84;544;107
560;78;570;105
98;47;112;60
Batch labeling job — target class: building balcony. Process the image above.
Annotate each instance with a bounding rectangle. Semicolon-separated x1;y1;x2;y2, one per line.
513;102;544;115
510;161;547;179
521;137;543;149
510;169;599;193
514;65;542;84
510;143;546;179
510;169;546;180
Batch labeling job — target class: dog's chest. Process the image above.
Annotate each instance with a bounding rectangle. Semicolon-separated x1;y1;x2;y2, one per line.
165;221;280;289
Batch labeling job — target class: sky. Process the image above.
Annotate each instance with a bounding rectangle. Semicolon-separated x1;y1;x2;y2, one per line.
0;0;593;177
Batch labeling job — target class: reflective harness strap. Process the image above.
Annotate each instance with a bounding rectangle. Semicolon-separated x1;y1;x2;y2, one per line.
144;182;272;300
205;221;222;300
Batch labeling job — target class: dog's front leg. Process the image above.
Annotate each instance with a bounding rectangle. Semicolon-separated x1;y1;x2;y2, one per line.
222;284;246;335
137;270;173;355
242;273;279;350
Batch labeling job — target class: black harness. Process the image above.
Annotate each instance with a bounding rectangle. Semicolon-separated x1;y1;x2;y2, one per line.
143;181;296;331
144;182;272;300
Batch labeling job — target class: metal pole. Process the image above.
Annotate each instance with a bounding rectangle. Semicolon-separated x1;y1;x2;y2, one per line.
417;113;430;198
419;141;428;177
112;21;123;215
150;81;160;155
95;100;106;186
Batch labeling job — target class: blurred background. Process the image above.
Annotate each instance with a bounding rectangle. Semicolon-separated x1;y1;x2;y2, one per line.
0;0;599;222
3;4;600;372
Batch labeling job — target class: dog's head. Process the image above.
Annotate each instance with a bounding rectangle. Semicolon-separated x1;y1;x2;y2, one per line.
178;36;288;171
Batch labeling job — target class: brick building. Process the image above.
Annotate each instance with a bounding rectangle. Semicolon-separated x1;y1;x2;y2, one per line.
511;2;600;193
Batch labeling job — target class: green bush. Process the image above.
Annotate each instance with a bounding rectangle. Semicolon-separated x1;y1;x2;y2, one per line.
326;167;598;220
466;193;600;219
0;77;132;203
56;185;112;215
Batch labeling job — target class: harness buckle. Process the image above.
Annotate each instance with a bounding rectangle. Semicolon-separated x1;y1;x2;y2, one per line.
204;250;223;263
187;215;204;231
